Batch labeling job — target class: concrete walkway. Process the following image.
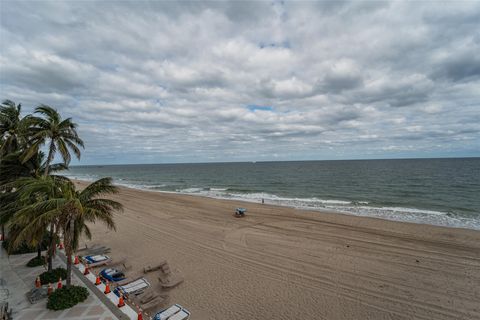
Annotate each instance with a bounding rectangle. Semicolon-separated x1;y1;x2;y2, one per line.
0;243;118;320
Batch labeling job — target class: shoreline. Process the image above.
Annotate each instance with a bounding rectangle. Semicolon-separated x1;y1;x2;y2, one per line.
72;178;480;232
74;179;480;320
74;178;480;242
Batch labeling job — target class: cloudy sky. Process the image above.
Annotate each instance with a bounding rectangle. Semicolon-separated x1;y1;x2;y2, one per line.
1;1;479;165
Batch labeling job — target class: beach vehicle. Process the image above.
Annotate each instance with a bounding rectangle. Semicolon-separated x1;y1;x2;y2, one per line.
235;207;246;217
154;304;190;320
99;267;126;282
114;277;150;297
82;254;111;267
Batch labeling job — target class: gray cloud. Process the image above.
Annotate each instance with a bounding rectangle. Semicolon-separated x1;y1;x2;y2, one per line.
0;0;479;164
432;51;480;82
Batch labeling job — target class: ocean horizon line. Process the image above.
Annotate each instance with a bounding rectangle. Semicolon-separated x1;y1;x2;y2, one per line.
69;155;480;168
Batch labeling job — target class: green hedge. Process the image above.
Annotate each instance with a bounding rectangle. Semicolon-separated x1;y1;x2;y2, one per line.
39;268;67;285
26;255;45;267
47;285;89;310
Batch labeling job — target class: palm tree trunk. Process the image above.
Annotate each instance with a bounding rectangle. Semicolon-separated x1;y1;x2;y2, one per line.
44;141;55;176
47;223;55;271
66;218;75;287
66;248;72;287
44;142;56;268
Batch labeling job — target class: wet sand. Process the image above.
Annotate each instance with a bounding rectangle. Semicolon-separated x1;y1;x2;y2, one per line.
76;180;480;320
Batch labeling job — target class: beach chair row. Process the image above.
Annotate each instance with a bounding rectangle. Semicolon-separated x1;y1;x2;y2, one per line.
80;252;189;319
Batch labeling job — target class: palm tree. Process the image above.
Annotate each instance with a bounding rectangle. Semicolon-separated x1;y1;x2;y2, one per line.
0;99;36;241
23;105;84;176
12;177;122;286
0;100;29;156
0;150;67;186
1;151;67;264
19;105;84;271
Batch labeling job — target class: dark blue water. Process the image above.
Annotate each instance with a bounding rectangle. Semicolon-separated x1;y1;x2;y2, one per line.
63;158;480;230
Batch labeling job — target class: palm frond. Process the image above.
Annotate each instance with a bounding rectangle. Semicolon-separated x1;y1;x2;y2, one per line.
64;139;82;159
56;138;71;165
34;105;60;123
80;177;119;200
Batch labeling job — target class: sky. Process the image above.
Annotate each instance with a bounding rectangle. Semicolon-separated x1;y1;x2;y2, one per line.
1;1;479;165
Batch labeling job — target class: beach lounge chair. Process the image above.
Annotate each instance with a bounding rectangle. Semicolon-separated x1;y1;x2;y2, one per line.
88;248;111;255
114;278;150;297
77;244;111;255
82;254;111;267
132;292;168;313
116;275;141;287
144;260;168;273
158;274;184;289
169;309;191;320
140;297;163;312
134;289;169;303
76;243;99;252
154;304;190;320
136;291;157;304
153;304;181;320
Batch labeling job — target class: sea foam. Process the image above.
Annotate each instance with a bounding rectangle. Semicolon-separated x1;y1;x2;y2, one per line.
173;187;480;230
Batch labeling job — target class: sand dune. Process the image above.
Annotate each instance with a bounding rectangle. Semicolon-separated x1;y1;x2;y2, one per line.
77;181;480;320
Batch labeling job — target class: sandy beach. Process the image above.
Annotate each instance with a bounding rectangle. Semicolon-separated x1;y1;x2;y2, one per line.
76;180;480;320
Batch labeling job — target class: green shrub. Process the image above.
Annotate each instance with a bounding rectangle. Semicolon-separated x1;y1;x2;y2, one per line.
2;236;49;255
47;285;89;310
2;239;36;254
26;255;46;267
39;268;67;285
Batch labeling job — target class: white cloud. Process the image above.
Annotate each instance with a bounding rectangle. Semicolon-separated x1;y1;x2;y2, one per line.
1;0;479;164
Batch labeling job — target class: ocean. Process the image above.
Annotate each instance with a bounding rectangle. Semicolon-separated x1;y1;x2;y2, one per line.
63;158;480;230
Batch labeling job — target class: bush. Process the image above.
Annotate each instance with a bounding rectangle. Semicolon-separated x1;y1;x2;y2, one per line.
1;236;49;255
2;239;36;254
39;267;67;285
47;285;89;310
26;255;46;267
